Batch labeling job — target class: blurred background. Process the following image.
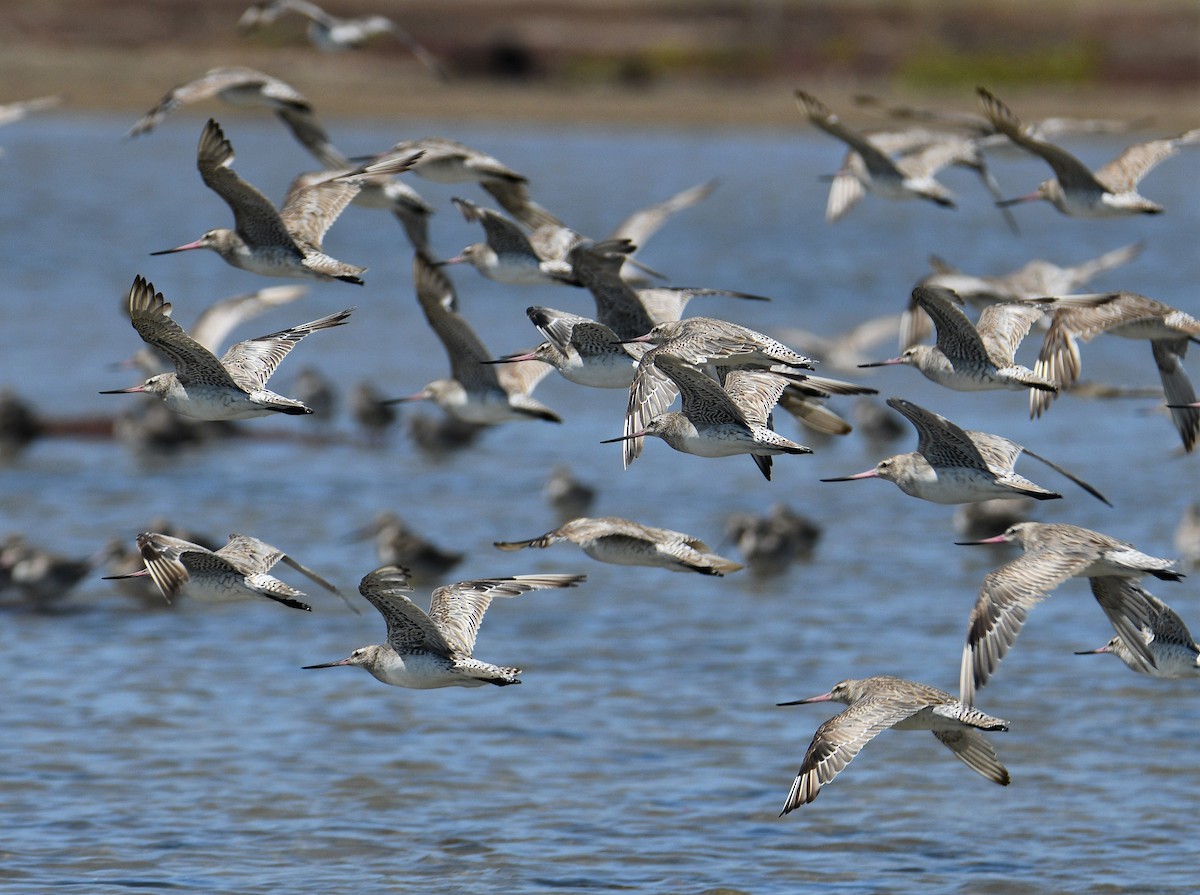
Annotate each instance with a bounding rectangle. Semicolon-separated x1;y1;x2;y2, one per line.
4;0;1198;125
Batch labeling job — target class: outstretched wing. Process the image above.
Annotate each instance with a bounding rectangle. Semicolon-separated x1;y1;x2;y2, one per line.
429;573;587;656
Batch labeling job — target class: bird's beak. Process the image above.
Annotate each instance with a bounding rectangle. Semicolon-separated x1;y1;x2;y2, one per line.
1073;645;1110;656
482;350;539;365
150;239;206;255
600;432;644;444
995;191;1040;208
99;385;146;395
101;569;149;580
821;469;878;482
302;658;351;669
777;691;834;706
954;534;1011;546
857;357;905;368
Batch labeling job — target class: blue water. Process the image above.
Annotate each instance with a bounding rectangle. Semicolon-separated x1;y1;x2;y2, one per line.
0;105;1197;894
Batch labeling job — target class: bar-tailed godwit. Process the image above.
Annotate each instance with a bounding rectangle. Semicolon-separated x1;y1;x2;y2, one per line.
151;119;416;284
859;285;1057;392
1031;291;1200;452
101;276;351;420
1074;577;1200;679
604;355;812;480
302;565;586;688
978;87;1200;217
104;531;350;612
238;0;447;79
822;397;1109;504
495;516;743;575
777;675;1010;812
392;252;562;425
796;90;962;219
956;522;1183;704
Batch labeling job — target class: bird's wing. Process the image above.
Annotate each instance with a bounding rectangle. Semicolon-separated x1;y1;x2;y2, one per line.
720;370;789;428
429;574;586;656
976;88;1106;194
825;170;866;222
1151;338;1200;453
607;179;716;247
780;696;925;811
217;534;285;574
126;276;240;388
357;565;453;655
126;68;281;138
189;284;308;353
1093;130;1200;192
219;308;352;391
977;301;1047;365
623;347;679;467
887;397;991;470
655;355;746;426
795;90;905;180
279;175;361;249
453;197;539;257
410;252;498;390
911;285;990;363
196;119;296;248
1086;576;1160;674
932;730;1010;785
960;549;1094;704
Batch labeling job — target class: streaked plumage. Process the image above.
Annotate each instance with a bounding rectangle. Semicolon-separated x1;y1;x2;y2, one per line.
151;119;417;283
1031;291;1200;452
101;276;352;420
604;355;812;480
302;565;586;688
859;285;1057;392
396;252;562;425
956;523;1183;704
778;675;1009;812
104;531;349;612
821;397;1109;505
495;516;743;576
1075;579;1200;679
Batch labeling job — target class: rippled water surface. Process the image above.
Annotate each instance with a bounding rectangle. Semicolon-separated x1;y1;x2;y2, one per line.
1;111;1198;894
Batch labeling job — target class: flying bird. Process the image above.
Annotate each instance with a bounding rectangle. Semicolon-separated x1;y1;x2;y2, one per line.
101;275;352;420
302;565;586;688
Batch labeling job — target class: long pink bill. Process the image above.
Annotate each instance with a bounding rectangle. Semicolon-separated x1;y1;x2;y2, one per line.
150;239;206;255
99;385;147;395
820;469;879;483
777;691;834;706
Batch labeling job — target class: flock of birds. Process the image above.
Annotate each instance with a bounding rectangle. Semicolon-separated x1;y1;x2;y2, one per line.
3;1;1200;816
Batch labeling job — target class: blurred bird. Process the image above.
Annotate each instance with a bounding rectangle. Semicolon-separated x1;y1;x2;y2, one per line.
350;511;464;583
978;87;1200;217
238;0;448;79
495;516;743;575
723;503;821;576
543;466;597;522
795;90;960;220
391;252;562;426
